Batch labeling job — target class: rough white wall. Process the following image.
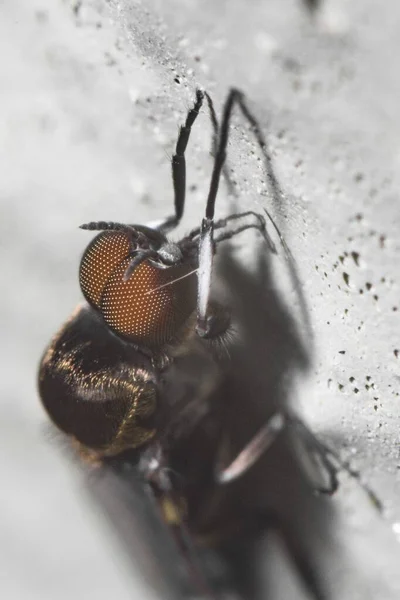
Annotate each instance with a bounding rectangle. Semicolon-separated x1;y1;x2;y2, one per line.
1;0;399;598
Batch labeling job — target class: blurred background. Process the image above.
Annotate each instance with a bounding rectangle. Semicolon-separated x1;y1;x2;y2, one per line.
1;0;400;598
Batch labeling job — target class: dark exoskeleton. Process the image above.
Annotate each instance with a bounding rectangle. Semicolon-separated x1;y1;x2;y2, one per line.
38;89;379;600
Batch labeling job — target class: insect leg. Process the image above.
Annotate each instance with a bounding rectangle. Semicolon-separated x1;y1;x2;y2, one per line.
218;407;382;510
197;89;248;337
159;89;205;234
213;220;274;251
204;90;244;222
216;211;276;252
288;416;383;510
216;413;286;483
229;92;283;203
204;92;238;200
139;443;218;599
197;87;285;336
189;210;275;252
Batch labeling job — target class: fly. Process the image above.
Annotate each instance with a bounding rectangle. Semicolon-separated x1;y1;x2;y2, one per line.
38;88;381;600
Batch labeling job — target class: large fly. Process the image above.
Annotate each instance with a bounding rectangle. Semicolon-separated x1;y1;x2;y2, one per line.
38;88;380;600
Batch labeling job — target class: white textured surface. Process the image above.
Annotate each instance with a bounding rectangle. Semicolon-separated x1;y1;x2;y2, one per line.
2;0;400;598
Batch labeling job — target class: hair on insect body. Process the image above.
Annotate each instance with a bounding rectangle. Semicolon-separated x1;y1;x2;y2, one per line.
38;88;381;600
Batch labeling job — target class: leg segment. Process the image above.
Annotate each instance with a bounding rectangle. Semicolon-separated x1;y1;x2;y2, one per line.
216;413;286;484
189;210;276;252
289;417;382;508
138;443;217;599
217;408;382;511
197;89;277;337
159;90;205;234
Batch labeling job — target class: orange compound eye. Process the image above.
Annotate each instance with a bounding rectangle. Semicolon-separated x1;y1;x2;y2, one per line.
80;231;131;308
100;257;196;348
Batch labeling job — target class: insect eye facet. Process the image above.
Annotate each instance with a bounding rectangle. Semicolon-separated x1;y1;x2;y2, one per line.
101;258;196;347
80;231;131;308
79;230;196;348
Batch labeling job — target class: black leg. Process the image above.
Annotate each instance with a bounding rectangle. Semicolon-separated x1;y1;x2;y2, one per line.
233;410;382;509
203;88;282;221
236;100;281;200
197;91;245;337
289;417;382;509
204;92;237;201
214;221;271;247
197;89;279;337
189;210;276;253
204;90;242;222
190;210;264;239
204;89;315;353
204;92;219;157
159;90;205;234
138;443;217;599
